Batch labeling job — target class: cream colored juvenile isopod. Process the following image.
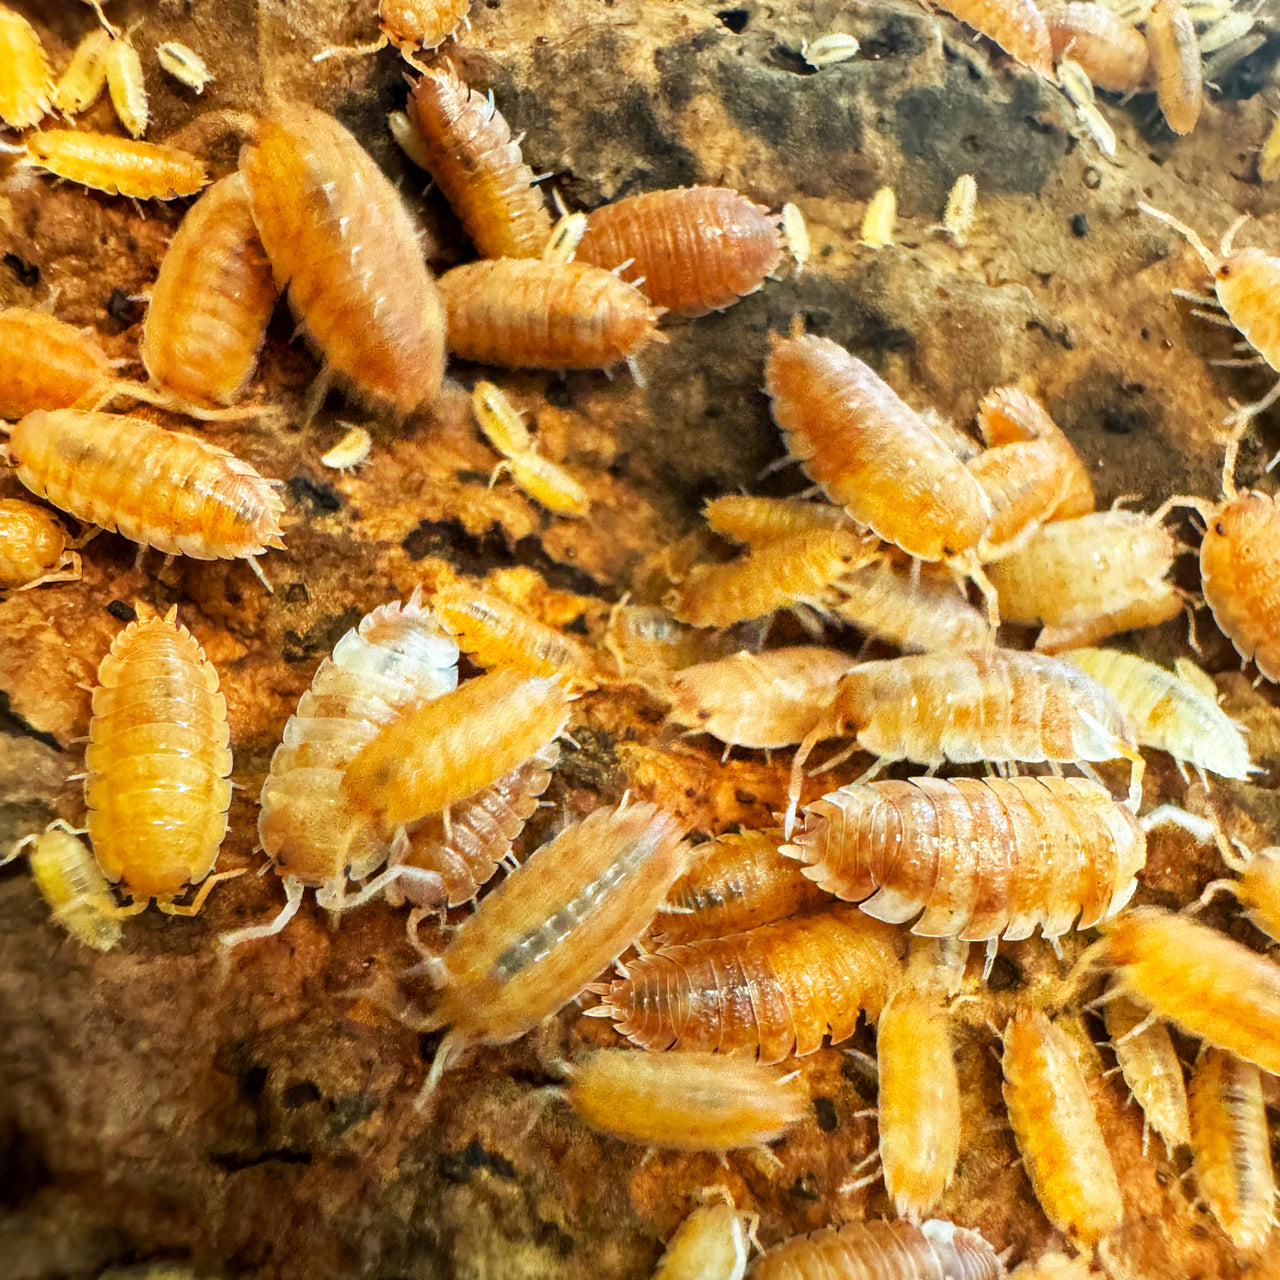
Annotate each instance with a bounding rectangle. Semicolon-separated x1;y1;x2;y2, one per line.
1103;990;1191;1156
0;498;80;590
941;174;978;245
156;42;213;94
53;28;111;116
104;28;147;137
651;1200;752;1280
321;424;373;472
0;5;53;129
860;186;897;249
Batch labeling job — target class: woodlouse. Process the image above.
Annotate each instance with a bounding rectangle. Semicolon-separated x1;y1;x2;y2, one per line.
411;800;688;1100
439;258;662;373
0;5;52;129
1198;836;1280;945
315;0;471;61
564;1049;806;1153
1043;4;1149;92
1146;0;1202;136
1102;990;1190;1156
800;33;861;69
156;42;213;94
406;66;553;259
574;186;784;318
750;1219;1006;1280
500;450;591;518
603;602;738;679
23;129;208;200
471;379;532;456
784;775;1145;946
1001;1006;1123;1246
223;593;460;946
321;424;373;471
0;309;115;421
240;102;447;418
933;0;1054;78
860;186;897;250
0;498;79;590
702;494;847;548
651;1200;752;1280
591;906;902;1063
86;608;238;915
53;28;111;116
942;174;978;245
104;27;147;138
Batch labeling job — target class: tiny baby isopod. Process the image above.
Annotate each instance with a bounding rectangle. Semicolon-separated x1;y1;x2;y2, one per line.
314;0;472;62
1102;990;1191;1156
651;1200;753;1280
156;42;213;94
103;26;147;138
53;28;111;116
0;4;53;129
0;498;80;591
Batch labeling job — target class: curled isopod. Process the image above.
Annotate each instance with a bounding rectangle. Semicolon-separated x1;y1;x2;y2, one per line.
784;775;1145;945
0;309;114;421
439;259;662;373
933;0;1054;77
667;647;858;750
0;498;79;590
406;66;553;259
750;1219;1006;1280
156;42;213;94
23;129;208;200
86;608;238;915
1146;0;1202;135
240;102;446;418
564;1050;806;1152
1103;990;1191;1156
409;801;688;1100
1002;1006;1123;1246
651;1200;752;1280
104;27;147;137
221;593;459;947
592;906;903;1063
54;28;111;115
1063;648;1252;779
0;5;53;129
574;186;784;317
702;494;847;548
800;33;861;69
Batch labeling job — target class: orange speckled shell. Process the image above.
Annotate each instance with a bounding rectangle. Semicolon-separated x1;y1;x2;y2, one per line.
1001;1007;1122;1246
566;1049;806;1152
1103;993;1190;1154
1044;4;1149;93
380;0;470;48
407;66;552;259
0;8;52;129
784;775;1145;942
765;334;992;562
1216;250;1280;376
439;258;662;370
430;802;688;1046
575;186;784;318
1104;909;1280;1077
240;103;446;417
1199;491;1280;682
599;906;903;1063
934;0;1053;77
1146;0;1202;136
85;614;232;904
343;667;572;832
0;308;113;420
750;1219;1006;1280
142;173;277;408
8;410;285;560
833;560;992;653
0;498;69;586
25;130;208;199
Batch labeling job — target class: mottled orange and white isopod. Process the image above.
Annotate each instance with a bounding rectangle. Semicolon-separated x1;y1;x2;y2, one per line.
406;66;552;259
1043;4;1149;92
240;102;446;418
592;906;902;1063
1001;1006;1123;1246
564;1049;806;1153
23;130;208;200
933;0;1054;78
86;608;238;915
1102;991;1190;1157
315;0;471;60
0;498;79;590
0;309;115;421
0;5;52;129
1146;0;1202;136
221;592;460;946
439;259;662;373
574;186;784;318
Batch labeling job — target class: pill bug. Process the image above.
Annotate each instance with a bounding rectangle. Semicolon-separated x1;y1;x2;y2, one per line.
0;5;52;129
23;129;209;200
1146;0;1202;135
651;1200;752;1280
406;66;553;259
860;186;897;249
0;309;115;421
933;0;1054;78
1188;1046;1276;1252
1103;990;1191;1156
664;528;881;629
342;667;573;837
53;28;111;115
104;27;147;137
439;258;663;373
1;820;123;951
784;775;1145;947
221;592;460;946
156;42;213;94
315;0;472;61
141;172;277;411
650;829;829;945
591;906;903;1063
240;102;447;419
1043;4;1150;92
666;647;858;751
4;410;285;577
702;495;848;549
986;509;1181;653
1001;1006;1123;1246
1062;648;1252;780
410;801;688;1101
85;608;238;915
574;186;784;318
0;498;79;590
750;1218;1006;1280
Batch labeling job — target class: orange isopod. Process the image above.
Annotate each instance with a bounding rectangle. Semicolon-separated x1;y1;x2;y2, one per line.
5;410;285;572
0;5;52;129
651;828;829;945
702;494;848;548
0;309;115;421
316;0;471;59
666;647;858;750
439;258;662;373
406;66;553;259
1146;0;1202;136
1200;836;1280;945
750;1219;1006;1280
602;602;739;679
564;1049;807;1152
85;608;237;914
1102;991;1191;1156
1001;1006;1123;1246
591;906;903;1063
24;129;208;200
1188;1046;1276;1252
574;186;784;318
141;172;278;410
932;0;1054;78
0;498;78;590
784;775;1145;946
240;102;446;418
1043;4;1149;93
410;800;688;1099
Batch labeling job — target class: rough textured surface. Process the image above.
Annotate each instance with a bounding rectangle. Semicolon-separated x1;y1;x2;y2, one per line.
4;1;1280;1278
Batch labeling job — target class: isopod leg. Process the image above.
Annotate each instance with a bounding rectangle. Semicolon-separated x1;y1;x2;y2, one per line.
1226;378;1280;435
159;867;247;917
415;1028;468;1111
218;873;306;946
320;862;445;912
